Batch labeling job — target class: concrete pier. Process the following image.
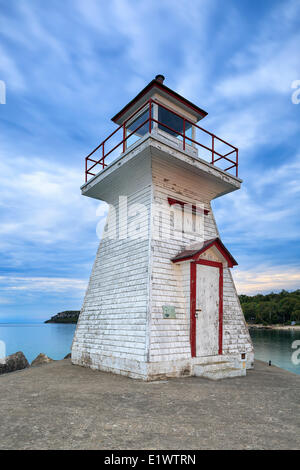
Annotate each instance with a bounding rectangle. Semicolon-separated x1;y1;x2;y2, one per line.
0;359;299;450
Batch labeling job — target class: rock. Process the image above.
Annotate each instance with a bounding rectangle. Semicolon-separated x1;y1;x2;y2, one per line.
31;353;55;367
0;351;29;375
64;353;71;359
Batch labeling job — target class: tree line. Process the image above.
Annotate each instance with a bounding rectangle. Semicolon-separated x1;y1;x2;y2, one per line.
239;289;300;325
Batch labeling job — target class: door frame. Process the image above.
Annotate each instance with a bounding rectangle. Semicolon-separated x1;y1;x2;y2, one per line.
190;259;223;358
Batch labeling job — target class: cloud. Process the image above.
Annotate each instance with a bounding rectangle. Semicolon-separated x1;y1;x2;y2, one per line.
0;276;87;293
209;102;298;151
214;0;300;99
0;297;12;305
0;44;26;91
233;266;300;295
253;156;300;192
197;0;300;160
217;35;300;99
0;150;107;285
213;152;300;249
0;151;101;246
0;0;299;321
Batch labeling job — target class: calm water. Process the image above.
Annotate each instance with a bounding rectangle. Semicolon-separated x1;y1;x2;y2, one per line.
0;324;299;374
250;329;300;375
0;323;76;363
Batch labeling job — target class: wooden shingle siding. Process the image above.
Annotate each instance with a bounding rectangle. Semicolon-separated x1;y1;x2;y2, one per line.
72;143;253;379
72;155;153;372
149;155;252;363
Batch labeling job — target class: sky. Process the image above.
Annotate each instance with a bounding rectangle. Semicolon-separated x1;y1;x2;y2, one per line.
0;0;299;322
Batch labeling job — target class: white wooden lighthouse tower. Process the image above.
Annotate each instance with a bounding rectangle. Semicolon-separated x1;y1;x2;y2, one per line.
72;75;254;380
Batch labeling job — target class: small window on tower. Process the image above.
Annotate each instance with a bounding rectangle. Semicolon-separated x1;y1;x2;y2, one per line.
158;106;192;141
169;203;199;240
126;107;153;147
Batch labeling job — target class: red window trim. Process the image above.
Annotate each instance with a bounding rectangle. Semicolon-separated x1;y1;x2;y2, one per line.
167;197;210;215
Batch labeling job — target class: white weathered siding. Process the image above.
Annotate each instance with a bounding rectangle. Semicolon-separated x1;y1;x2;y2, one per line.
150;155;216;364
72;138;253;380
72;155;152;379
149;155;253;369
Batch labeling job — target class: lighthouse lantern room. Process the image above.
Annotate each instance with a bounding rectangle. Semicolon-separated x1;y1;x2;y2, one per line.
72;75;254;380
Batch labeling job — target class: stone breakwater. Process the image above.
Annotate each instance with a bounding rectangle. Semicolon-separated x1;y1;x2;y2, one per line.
0;351;29;374
0;351;70;375
0;359;299;450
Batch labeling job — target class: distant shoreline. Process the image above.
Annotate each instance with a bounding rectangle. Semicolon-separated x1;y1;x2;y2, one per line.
45;319;78;324
248;324;300;331
44;311;79;324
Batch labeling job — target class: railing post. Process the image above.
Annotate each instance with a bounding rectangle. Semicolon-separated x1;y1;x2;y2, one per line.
149;99;152;134
183;118;186;151
102;143;105;169
123;123;126;153
85;157;87;183
212;135;214;164
236;149;238;177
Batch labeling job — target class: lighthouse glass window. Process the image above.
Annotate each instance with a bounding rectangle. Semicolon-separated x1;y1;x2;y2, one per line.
126;107;153;148
157;106;192;142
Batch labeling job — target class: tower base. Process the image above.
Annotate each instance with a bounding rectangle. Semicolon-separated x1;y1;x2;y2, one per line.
71;348;254;381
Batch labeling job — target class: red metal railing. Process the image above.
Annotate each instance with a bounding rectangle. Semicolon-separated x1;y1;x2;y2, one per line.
85;99;238;182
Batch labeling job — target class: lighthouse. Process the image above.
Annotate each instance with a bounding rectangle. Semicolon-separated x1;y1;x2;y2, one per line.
71;75;254;380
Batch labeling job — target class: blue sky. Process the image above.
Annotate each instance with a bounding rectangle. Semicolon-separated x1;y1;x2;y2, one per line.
0;0;299;322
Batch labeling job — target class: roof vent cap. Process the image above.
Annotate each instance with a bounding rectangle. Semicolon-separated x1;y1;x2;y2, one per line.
155;74;165;84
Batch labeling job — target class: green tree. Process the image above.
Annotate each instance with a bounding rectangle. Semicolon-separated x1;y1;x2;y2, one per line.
291;309;300;322
239;290;300;325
